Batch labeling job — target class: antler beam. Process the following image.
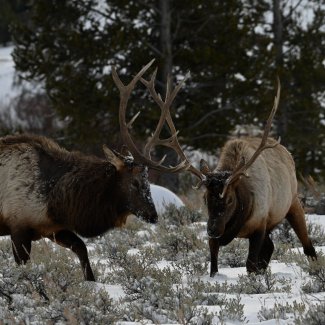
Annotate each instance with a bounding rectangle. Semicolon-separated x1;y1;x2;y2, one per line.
112;60;203;178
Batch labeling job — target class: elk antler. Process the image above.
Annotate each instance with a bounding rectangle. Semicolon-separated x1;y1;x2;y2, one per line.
112;60;203;178
299;174;321;200
220;78;281;198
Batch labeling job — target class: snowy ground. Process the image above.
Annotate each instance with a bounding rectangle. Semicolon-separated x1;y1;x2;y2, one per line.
1;188;324;323
80;188;325;325
105;213;325;324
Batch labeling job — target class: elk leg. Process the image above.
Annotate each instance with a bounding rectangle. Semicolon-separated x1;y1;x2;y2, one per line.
11;229;32;264
246;230;265;273
48;230;95;281
258;233;274;270
209;238;219;277
286;197;317;259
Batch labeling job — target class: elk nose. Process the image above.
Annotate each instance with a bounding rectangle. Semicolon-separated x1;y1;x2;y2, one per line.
138;211;158;224
207;229;222;239
207;220;224;238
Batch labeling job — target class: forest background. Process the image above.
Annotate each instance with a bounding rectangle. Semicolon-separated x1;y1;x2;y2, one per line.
0;0;324;191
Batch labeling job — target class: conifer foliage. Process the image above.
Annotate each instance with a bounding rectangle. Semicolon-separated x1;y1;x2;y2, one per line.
10;0;325;178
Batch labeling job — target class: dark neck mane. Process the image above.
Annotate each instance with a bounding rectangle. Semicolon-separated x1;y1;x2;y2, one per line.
47;159;124;237
219;180;254;246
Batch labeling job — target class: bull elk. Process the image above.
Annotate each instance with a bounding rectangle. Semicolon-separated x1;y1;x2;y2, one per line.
122;62;317;276
0;60;192;282
197;81;317;275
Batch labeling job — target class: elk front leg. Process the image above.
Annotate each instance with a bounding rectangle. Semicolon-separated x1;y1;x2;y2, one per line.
48;230;95;281
209;238;220;277
258;233;274;270
11;229;32;264
247;230;265;273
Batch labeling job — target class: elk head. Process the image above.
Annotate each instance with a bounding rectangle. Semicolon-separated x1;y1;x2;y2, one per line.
103;145;157;223
111;60;203;221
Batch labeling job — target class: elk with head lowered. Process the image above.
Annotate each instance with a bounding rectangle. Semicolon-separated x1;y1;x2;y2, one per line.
0;60;191;281
196;81;317;275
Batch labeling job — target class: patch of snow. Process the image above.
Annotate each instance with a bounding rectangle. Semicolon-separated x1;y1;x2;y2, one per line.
95;283;126;300
0;46;16;105
306;214;325;227
150;184;184;215
0;45;35;111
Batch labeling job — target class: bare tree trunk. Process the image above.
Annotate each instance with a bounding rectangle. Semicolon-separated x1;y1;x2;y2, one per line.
159;0;173;86
156;0;179;192
272;0;288;145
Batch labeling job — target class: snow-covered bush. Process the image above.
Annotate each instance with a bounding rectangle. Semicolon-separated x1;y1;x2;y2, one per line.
258;301;305;322
298;300;325;325
0;240;120;324
217;294;247;323
231;269;291;294
218;238;248;268
301;252;325;293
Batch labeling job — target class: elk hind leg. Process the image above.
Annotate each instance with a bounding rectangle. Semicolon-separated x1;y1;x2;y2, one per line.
48;230;95;281
286;197;317;259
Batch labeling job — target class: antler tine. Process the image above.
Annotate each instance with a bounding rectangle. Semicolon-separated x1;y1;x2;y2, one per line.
112;59;156;163
142;73;171;158
168;71;191;106
112;59;155;94
300;174;321;200
220;78;281;198
127;111;141;129
141;70;191;155
113;61;201;175
140;69;203;178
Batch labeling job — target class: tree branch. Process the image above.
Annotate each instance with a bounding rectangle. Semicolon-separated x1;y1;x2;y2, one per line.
146;42;163;57
188;98;241;130
187;133;228;142
283;0;304;22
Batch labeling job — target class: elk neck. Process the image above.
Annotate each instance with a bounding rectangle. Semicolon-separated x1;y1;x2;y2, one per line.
218;178;254;246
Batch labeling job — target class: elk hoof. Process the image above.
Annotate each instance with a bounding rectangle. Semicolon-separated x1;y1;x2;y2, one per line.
210;270;218;277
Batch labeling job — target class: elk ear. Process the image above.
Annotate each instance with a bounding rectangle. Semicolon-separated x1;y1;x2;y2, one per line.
103;145;124;170
200;159;211;176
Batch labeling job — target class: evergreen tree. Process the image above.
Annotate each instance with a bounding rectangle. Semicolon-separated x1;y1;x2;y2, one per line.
0;0;31;45
10;0;325;184
271;0;325;177
11;0;268;147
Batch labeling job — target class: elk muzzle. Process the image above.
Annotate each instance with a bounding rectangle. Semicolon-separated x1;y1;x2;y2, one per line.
207;218;225;239
146;210;158;224
137;203;158;224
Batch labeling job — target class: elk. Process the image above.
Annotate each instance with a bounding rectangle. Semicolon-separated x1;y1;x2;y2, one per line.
0;60;193;281
196;81;317;276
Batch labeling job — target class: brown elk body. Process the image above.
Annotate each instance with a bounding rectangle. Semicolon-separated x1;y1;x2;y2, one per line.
0;134;158;281
198;83;317;276
202;137;317;276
